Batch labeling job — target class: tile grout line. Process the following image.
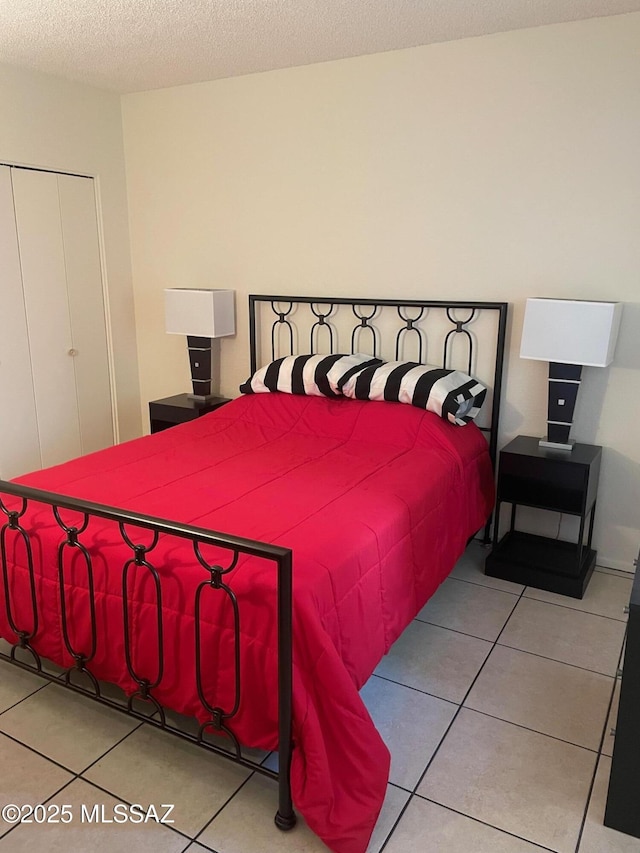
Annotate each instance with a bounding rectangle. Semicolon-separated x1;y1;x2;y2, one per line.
411;795;560;853
455;705;606;755
493;641;621;679
449;575;630;624
517;595;629;624
0;729;83;776
182;839;221;853
377;794;412;853
0;680;50;717
76;718;146;776
189;770;257;848
370;671;460;706
412;614;516;642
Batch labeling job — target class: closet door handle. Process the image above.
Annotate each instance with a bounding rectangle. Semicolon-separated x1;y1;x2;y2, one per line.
68;348;78;357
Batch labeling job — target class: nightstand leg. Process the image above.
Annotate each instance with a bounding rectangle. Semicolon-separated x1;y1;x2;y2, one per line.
492;500;502;549
586;501;597;549
577;513;586;569
577;501;597;570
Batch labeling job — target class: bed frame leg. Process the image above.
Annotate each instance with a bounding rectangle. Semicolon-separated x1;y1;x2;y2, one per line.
274;744;296;830
274;808;297;831
275;551;297;831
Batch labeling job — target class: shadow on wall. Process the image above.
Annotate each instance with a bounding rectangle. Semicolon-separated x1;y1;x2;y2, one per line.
593;448;640;570
500;355;554;442
567;300;639;446
575;366;614;445
557;447;640;568
612;301;640;371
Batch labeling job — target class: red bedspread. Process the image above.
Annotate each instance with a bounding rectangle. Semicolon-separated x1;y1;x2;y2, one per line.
2;394;493;852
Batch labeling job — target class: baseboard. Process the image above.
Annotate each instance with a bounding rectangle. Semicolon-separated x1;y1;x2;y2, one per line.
594;556;634;574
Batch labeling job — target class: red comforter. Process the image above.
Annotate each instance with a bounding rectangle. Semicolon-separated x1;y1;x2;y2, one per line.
2;393;493;852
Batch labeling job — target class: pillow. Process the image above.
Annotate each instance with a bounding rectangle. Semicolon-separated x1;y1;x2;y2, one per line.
340;360;487;425
239;353;384;398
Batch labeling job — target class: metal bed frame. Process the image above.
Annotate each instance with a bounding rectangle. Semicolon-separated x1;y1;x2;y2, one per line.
249;294;508;478
0;294;508;836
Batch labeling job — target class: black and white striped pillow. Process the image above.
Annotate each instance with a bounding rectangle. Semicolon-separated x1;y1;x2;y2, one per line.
340;361;487;425
240;353;384;398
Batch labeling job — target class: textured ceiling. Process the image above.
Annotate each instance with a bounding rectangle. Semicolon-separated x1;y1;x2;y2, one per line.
1;0;640;93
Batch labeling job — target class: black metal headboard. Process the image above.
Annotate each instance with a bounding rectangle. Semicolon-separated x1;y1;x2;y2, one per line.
249;295;508;472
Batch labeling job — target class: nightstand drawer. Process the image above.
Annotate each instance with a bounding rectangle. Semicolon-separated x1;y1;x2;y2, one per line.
151;405;198;425
498;436;601;515
499;460;587;514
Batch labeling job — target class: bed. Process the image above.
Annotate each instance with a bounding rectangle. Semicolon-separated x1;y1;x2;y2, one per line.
0;295;507;853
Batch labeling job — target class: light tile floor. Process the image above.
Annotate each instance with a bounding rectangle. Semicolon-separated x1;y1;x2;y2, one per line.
0;542;637;852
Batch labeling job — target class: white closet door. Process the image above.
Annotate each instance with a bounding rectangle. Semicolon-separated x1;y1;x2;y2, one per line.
12;168;82;468
58;174;114;455
0;167;41;479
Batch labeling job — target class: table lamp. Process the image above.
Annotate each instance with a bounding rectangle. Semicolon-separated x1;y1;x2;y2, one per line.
520;298;622;451
164;288;235;400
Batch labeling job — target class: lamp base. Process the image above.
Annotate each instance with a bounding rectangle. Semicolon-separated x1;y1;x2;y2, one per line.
541;362;582;454
538;437;576;452
187;336;216;400
187;392;220;403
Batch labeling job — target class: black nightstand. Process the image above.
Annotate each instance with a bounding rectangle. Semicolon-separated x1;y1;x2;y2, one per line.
485;435;602;598
149;393;231;434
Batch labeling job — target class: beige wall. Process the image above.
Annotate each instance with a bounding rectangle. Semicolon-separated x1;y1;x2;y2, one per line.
0;63;141;440
122;13;640;570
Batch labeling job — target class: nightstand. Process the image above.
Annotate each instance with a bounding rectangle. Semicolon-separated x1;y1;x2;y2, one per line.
485;435;602;598
149;393;231;433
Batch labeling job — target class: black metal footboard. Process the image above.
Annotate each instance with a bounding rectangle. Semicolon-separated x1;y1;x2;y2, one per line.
0;479;296;831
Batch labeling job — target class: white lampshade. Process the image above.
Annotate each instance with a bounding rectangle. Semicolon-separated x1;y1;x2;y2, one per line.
164;288;235;338
520;298;622;367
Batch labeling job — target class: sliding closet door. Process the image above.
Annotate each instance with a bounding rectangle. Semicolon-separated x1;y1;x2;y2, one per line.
58;175;113;455
12;168;83;468
10;168;114;471
0;167;41;479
